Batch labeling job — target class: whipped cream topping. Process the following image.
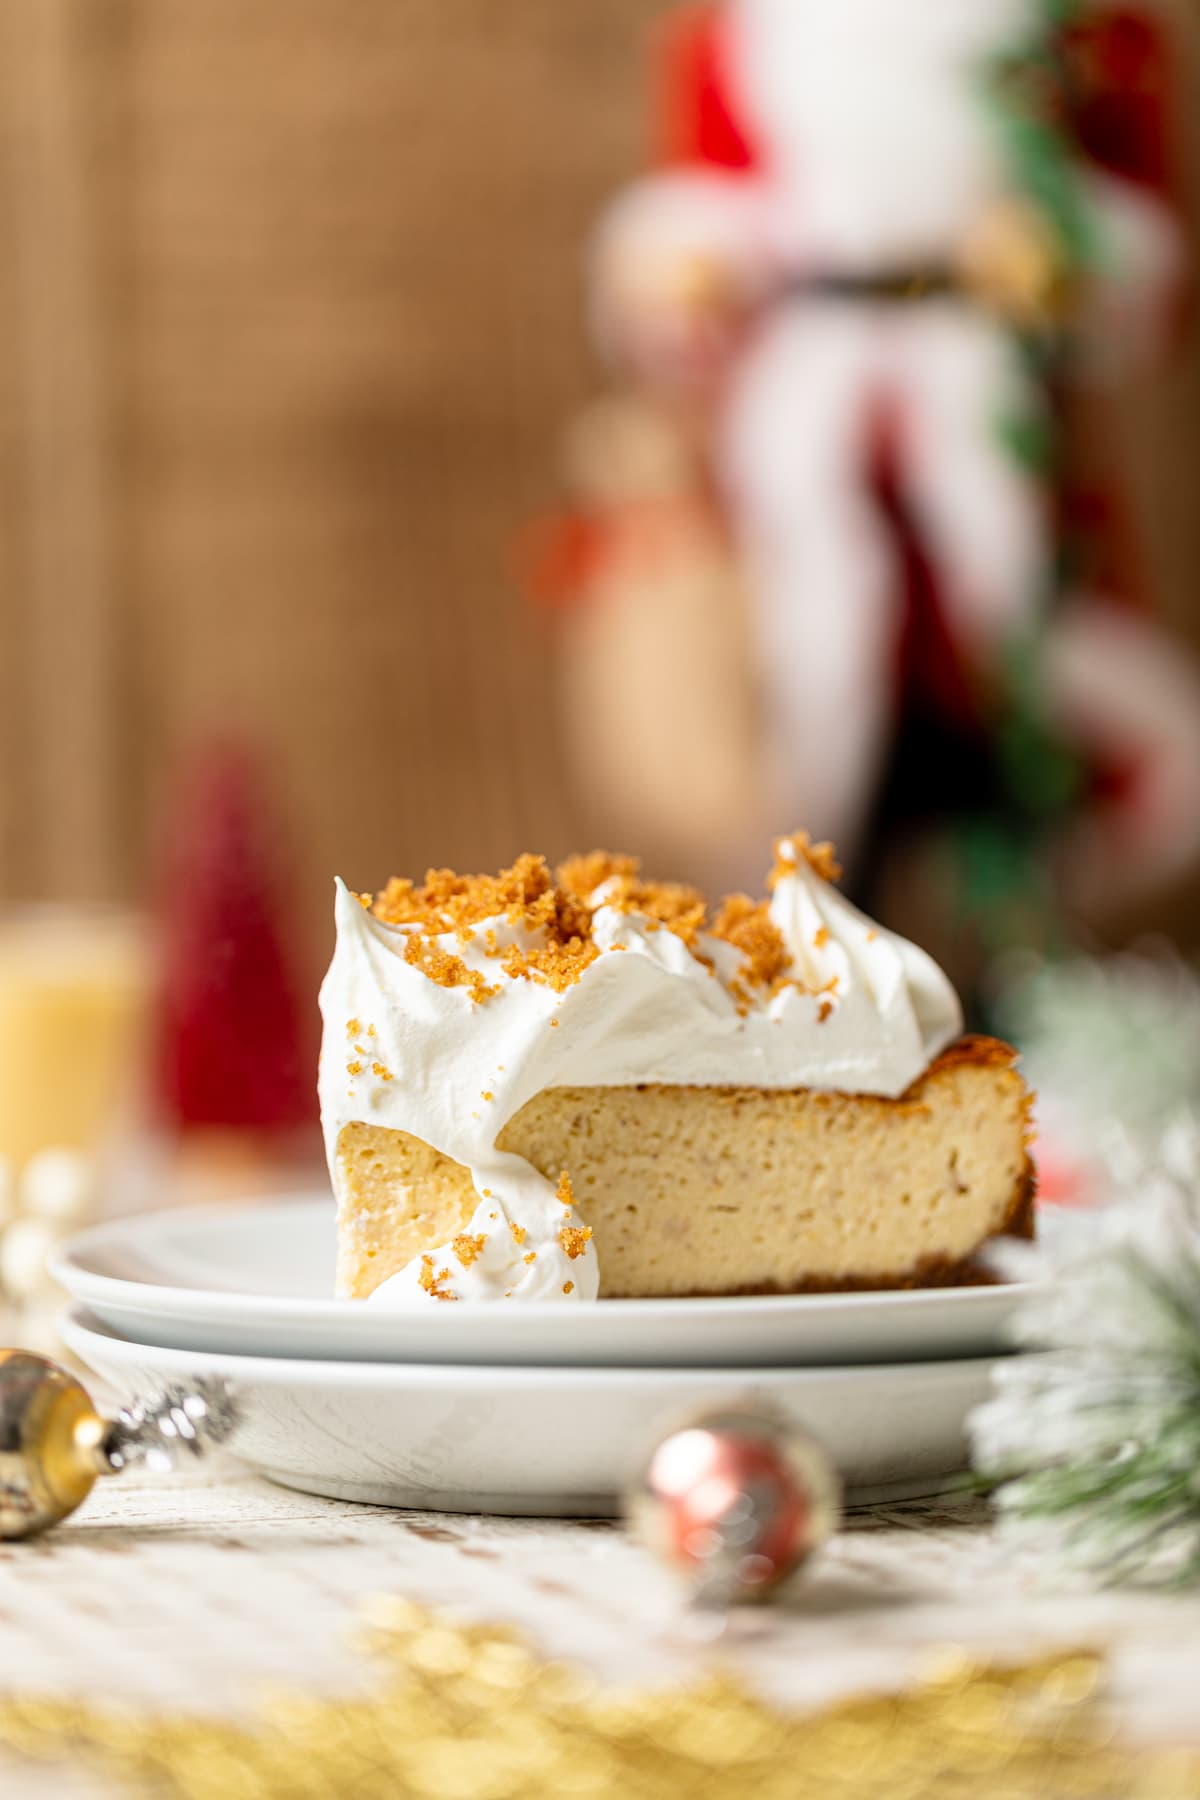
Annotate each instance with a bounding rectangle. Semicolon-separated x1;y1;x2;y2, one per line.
318;838;962;1305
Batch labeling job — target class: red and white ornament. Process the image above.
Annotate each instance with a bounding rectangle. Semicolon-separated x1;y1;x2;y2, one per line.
628;1406;841;1603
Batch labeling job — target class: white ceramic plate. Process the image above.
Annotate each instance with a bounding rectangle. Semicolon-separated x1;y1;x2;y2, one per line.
53;1196;1037;1368
65;1310;1004;1514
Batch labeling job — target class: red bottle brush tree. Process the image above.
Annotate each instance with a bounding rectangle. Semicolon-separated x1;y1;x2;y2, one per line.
154;744;316;1134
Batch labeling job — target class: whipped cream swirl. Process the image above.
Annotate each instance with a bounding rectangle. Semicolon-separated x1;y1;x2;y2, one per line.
318;839;962;1305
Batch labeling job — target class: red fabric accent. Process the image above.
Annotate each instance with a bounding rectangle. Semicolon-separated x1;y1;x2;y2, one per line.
1089;749;1147;812
516;498;717;611
655;3;760;172
516;516;608;610
1063;8;1179;199
867;404;985;738
1058;10;1187;584
1057;474;1148;612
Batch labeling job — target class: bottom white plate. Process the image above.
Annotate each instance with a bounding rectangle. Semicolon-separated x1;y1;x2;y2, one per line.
66;1311;1003;1516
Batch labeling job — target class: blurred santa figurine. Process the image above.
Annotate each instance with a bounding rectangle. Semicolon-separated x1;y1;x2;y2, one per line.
588;0;1198;912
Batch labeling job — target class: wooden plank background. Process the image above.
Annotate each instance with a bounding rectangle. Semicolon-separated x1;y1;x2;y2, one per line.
0;0;1197;981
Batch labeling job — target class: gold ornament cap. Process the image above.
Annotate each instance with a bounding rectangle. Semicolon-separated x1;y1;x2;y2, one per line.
0;1350;106;1539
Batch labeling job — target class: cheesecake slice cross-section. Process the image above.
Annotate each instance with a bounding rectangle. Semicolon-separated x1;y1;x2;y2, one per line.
319;834;1034;1305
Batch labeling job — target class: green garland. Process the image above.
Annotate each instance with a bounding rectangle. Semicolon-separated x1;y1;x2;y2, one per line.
985;0;1101;300
943;0;1101;958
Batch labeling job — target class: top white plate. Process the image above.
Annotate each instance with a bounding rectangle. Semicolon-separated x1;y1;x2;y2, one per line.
52;1194;1040;1367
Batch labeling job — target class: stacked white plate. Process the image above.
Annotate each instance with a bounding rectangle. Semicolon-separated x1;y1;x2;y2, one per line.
53;1194;1039;1516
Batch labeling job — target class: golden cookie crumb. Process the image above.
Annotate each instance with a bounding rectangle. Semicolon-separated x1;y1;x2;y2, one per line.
556;1171;576;1209
509;1221;527;1247
523;1250;537;1264
418;1254;457;1302
562;1281;574;1295
372;856;605;996
346;1060;363;1077
500;937;601;994
768;831;843;890
558;852;711;960
453;1233;487;1268
556;850;640;902
346;1018;362;1038
559;1224;593;1261
372;1061;394;1082
709;893;791;1009
401;932;501;1006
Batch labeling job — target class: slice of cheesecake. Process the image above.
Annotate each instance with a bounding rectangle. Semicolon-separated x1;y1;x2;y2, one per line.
333;1037;1031;1299
319;834;1034;1304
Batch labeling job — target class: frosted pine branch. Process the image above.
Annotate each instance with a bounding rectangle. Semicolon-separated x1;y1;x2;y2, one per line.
971;1169;1200;1587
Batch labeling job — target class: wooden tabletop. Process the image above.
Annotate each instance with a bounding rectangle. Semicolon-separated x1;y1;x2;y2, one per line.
0;1451;1196;1797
